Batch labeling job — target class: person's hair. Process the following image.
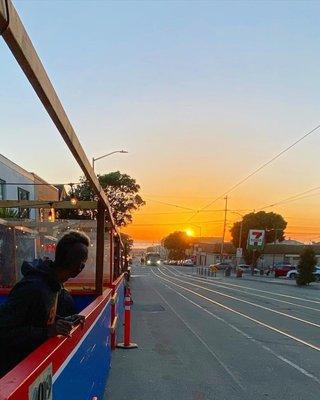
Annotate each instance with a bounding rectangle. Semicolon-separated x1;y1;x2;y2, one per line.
55;230;90;268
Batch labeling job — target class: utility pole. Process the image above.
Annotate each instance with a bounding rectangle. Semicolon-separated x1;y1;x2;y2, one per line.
272;227;277;267
220;196;228;260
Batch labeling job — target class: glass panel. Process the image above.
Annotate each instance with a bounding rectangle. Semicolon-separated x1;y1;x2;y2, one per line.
17;187;30;218
0;219;110;291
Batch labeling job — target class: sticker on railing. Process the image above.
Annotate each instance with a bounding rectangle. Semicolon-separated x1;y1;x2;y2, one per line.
28;363;53;400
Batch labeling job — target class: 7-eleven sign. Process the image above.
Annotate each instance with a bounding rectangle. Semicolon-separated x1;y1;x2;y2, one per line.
247;229;265;250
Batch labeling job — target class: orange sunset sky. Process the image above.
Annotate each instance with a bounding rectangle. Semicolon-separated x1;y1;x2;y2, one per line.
1;1;320;247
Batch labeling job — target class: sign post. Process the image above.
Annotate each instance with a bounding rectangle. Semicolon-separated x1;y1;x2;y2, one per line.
247;229;265;251
247;230;265;275
236;248;243;259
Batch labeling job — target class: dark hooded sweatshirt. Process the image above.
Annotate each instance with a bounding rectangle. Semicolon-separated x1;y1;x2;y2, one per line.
0;259;75;377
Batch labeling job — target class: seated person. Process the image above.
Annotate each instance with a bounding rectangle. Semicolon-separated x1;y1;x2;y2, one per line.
0;230;89;377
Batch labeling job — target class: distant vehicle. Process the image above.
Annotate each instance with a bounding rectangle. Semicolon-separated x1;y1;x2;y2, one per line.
145;252;161;266
286;266;320;281
273;263;295;278
169;260;178;265
237;264;260;274
213;262;232;270
182;259;194;266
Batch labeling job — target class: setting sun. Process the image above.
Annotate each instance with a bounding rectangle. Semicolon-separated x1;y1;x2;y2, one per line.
186;229;194;237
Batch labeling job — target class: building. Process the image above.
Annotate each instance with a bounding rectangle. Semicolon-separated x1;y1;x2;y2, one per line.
191;240;320;267
31;173;59;220
0;154;36;218
191;242;235;266
259;243;320;267
0;154;59;220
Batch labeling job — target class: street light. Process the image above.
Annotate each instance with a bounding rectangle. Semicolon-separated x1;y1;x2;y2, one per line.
266;227;283;267
92;150;128;171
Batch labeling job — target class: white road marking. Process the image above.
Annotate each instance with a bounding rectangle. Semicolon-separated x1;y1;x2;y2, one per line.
152;269;320;353
175;268;320;305
158;268;320;329
156;278;320;386
167;267;320;313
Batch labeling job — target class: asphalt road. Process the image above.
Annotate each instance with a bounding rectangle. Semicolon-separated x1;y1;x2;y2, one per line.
105;265;320;400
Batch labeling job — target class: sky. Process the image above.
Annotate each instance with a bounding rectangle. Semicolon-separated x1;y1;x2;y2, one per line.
1;0;320;245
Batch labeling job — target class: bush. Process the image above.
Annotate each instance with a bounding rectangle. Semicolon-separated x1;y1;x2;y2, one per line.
296;247;316;286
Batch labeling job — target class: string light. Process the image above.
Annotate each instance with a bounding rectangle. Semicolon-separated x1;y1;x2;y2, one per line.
69;184;78;205
48;203;55;222
70;193;77;205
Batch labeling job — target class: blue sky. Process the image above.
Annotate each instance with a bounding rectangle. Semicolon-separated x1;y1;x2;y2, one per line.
1;0;320;240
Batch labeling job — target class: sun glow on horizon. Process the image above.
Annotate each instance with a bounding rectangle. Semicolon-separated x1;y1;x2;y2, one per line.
186;229;194;237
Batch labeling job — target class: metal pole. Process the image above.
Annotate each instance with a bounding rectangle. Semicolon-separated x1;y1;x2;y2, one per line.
95;200;105;295
238;220;243;249
236;220;243;267
109;228;114;285
220;196;228;260
92;157;95;171
272;228;277;267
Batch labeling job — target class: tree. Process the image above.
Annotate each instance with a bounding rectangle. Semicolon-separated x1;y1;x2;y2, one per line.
230;211;287;265
162;231;190;260
57;171;145;226
296;247;316;286
120;233;134;256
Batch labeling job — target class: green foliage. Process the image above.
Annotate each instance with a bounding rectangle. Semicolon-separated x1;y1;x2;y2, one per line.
120;233;134;255
162;231;190;260
0;208;19;219
296;247;316;286
230;211;287;264
57;171;145;226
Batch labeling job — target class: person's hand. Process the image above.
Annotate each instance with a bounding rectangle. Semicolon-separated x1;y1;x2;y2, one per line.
47;319;73;338
64;314;85;328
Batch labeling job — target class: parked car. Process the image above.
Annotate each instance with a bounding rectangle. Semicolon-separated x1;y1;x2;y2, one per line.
273;263;295;278
286;266;320;281
183;259;194;266
237;264;260;274
212;262;232;270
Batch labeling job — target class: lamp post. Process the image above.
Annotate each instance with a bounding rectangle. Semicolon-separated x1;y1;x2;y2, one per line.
266;227;283;268
92;150;128;171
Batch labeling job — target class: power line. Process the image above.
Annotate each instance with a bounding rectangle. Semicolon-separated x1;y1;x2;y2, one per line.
257;186;320;210
257;193;320;214
144;198;196;211
257;186;320;211
0;182;78;186
187;123;320;221
134;208;247;216
127;220;225;227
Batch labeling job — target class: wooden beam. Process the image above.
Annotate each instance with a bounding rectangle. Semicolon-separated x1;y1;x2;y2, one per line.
0;0;8;34
0;0;115;228
0;200;98;209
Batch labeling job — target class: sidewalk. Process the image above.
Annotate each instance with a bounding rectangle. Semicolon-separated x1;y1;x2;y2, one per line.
191;269;320;290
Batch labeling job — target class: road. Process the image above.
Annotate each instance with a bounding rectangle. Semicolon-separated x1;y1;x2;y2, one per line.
105;265;320;400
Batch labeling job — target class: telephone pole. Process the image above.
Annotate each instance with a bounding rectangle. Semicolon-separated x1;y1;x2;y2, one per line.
220;195;228;259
